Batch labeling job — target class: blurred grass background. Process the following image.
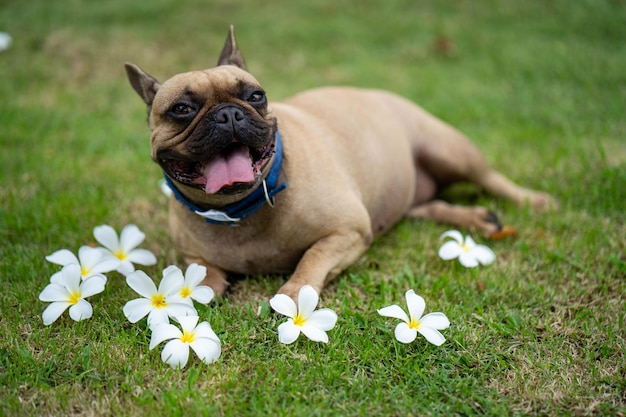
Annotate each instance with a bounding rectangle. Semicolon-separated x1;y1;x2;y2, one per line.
1;0;625;415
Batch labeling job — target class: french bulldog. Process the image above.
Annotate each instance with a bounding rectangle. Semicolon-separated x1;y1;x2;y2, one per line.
125;26;555;301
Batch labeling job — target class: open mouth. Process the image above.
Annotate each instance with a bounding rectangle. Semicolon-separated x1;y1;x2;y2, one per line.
161;142;275;195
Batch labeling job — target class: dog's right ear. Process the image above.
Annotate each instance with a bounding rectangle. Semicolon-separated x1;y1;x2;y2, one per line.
124;62;160;107
217;25;246;70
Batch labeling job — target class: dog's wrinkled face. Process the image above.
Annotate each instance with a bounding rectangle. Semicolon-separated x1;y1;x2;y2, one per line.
149;66;277;197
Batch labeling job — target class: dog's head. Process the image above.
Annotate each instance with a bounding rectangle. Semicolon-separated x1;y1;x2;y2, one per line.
125;26;277;206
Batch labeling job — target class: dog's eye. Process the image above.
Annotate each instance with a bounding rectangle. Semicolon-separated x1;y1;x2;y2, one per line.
247;91;266;104
170;103;195;116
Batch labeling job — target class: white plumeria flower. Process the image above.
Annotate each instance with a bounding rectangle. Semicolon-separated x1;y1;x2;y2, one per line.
164;264;215;306
123;270;196;328
46;246;118;282
160;179;173;197
39;264;106;325
378;290;450;346
269;285;338;344
150;315;221;369
0;32;11;52
438;230;496;268
93;224;157;276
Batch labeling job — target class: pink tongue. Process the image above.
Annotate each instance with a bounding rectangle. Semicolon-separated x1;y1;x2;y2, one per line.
203;147;255;194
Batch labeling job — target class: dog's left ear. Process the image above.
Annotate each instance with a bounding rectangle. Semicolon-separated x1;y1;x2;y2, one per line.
217;25;246;70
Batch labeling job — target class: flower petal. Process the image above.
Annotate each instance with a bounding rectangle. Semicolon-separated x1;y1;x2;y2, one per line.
377;304;409;323
85;244;119;274
394;322;418;344
93;225;119;251
269;293;297;318
59;264;82;292
184;263;207;287
420;312;451;330
96;251;121;270
117;260;136;276
127;249;157;266
190;338;221;364
45;249;78;266
193;321;219;341
39;283;69;302
417;326;446;346
91;257;120;275
277;321;300;344
77;246;103;268
176;315;200;332
162;265;181;276
147;308;171;328
438;241;463;260
49;271;63;284
300;324;329;343
464;235;477;250
165;302;197;319
405;290;425;322
440;230;464;244
473;245;496;265
42;301;71;325
150;323;182;349
79;275;106;298
159;267;185;296
161;339;189;369
306;308;337;331
119;224;145;251
123;298;153;323
458;252;479;268
126;270;157;298
68;299;93;321
297;285;319;318
190;286;214;304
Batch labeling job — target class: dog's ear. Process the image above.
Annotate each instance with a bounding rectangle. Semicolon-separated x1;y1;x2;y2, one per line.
124;62;161;106
217;25;246;70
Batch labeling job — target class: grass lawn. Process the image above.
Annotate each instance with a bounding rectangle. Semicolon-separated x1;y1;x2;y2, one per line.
1;0;624;415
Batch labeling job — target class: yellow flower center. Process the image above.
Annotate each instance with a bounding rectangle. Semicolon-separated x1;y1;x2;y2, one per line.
408;318;421;330
114;250;127;261
151;294;167;309
461;243;471;252
293;313;306;327
179;286;192;298
80;266;90;277
68;291;81;305
180;330;196;344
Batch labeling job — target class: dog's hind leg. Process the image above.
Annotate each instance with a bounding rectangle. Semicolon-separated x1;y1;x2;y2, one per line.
403;105;556;235
407;200;502;237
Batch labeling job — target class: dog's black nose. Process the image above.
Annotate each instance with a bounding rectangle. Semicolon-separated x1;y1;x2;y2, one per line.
215;106;245;125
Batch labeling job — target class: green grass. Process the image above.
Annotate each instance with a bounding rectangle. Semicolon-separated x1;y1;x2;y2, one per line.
1;0;625;415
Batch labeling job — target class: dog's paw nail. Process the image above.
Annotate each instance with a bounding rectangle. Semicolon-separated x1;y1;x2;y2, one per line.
489;225;517;240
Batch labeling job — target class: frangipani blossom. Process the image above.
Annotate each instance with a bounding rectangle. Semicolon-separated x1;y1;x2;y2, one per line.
438;230;496;268
378;289;450;346
269;285;338;344
39;264;106;325
150;315;221;369
160;179;173;197
164;264;215;306
46;246;118;282
123;270;196;328
94;224;157;275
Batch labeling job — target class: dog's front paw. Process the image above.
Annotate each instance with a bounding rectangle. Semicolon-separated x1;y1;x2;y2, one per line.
202;275;230;297
187;260;230;297
526;191;559;211
276;280;324;305
276;281;302;303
